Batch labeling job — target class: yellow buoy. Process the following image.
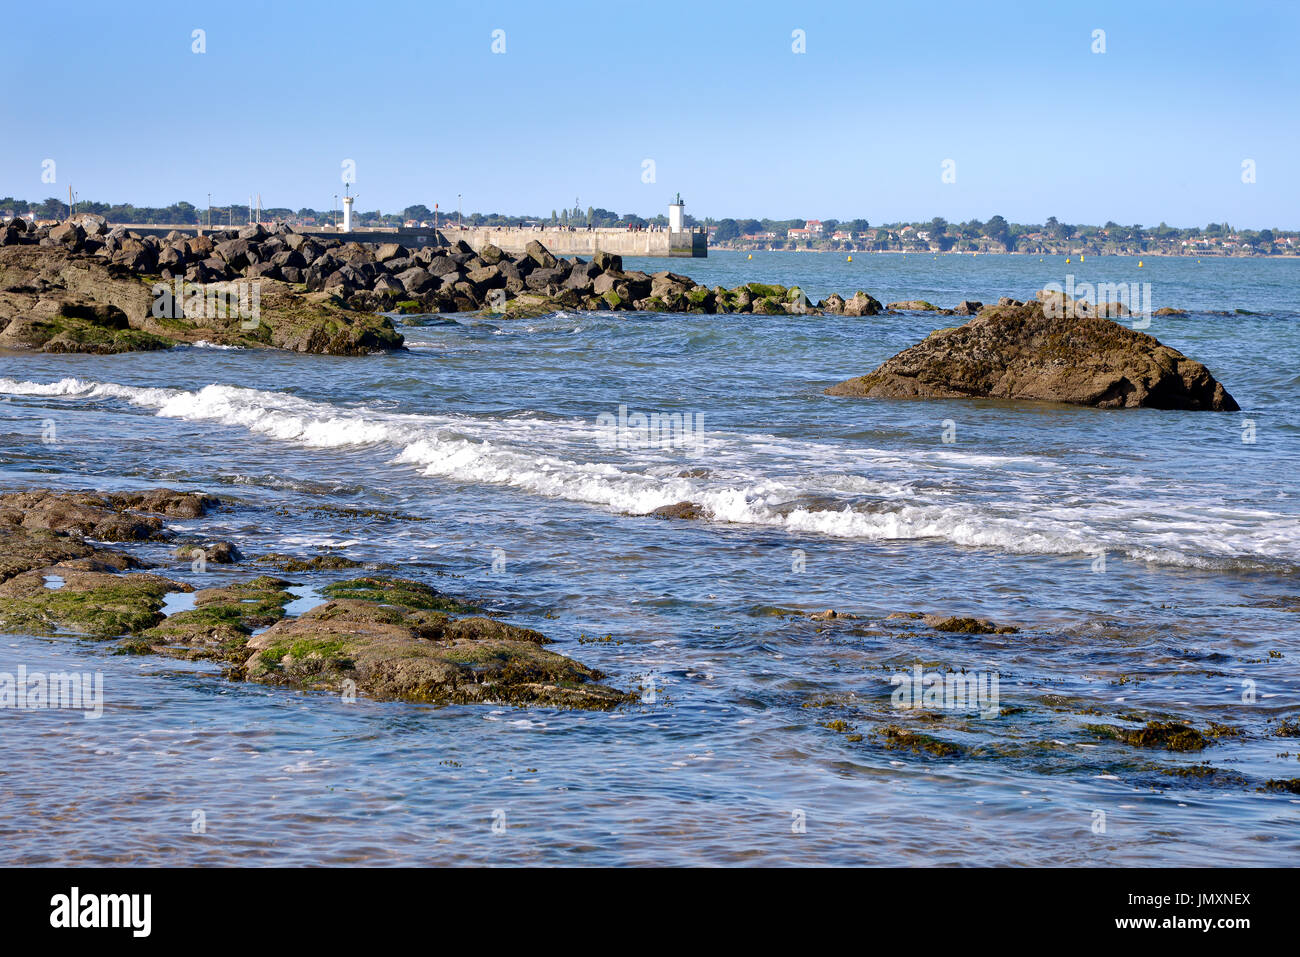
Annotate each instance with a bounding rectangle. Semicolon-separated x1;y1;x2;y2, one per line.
1138;260;1143;267
1080;254;1084;262
1066;258;1071;264
847;255;852;262
747;254;752;260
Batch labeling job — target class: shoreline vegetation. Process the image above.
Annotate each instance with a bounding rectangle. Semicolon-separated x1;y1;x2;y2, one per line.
1;214;1239;409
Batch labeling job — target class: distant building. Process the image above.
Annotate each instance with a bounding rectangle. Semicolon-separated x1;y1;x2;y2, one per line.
806;220;824;235
831;230;852;241
787;227;810;239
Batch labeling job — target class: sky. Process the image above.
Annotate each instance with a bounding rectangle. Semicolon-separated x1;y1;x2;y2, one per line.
2;0;1297;228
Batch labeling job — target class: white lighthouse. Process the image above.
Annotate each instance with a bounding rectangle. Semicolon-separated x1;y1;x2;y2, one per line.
342;194;355;232
668;193;685;232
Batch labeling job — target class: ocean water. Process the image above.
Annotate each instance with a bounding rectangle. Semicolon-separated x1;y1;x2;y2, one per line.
1;252;1298;866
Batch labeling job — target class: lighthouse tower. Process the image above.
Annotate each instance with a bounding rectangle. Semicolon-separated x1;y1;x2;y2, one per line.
668;193;685;232
342;194;355;232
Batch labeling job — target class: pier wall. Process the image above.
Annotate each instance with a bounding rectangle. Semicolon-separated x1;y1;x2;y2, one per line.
119;224;708;257
435;226;707;258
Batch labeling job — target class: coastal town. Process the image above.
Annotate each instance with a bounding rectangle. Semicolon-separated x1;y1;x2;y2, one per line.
3;195;1293;258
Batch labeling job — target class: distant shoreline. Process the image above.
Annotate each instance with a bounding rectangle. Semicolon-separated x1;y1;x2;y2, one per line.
709;247;1300;260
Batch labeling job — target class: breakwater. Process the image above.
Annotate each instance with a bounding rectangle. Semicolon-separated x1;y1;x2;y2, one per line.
117;224;708;258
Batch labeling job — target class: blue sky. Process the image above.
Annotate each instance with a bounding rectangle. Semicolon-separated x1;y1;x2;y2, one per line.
2;0;1297;227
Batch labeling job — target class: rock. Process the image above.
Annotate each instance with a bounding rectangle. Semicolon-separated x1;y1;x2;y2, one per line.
0;489;194;541
465;264;505;292
886;300;940;311
525;267;567;291
49;221;86;250
0;567;187;637
953;299;983;315
565;260;601;290
921;614;1017;634
478;243;506;264
374;243;408;263
254;552;365;572
214;238;252;271
395;267;435;294
826;299;1239;410
650;501;707;520
842;291;884;316
593;250;622;272
173;541;243;564
524;239;558;269
140;577;296;662
819;293;846;314
184;235;215;259
1154;307;1188;316
70;212;108;236
236;576;629;709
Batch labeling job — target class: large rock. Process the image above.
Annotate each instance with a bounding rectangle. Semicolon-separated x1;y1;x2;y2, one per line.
524;239;558;269
826;299;1239;410
842;291;884;317
0;244;404;355
49;221;86;250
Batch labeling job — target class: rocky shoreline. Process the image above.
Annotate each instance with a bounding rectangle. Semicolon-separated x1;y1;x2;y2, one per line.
0;489;631;710
2;216;1240;411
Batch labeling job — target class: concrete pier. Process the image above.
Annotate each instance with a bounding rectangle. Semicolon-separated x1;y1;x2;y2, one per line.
117;224;708;257
436;225;707;258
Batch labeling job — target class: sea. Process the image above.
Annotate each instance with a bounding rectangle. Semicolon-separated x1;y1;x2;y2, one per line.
1;250;1297;865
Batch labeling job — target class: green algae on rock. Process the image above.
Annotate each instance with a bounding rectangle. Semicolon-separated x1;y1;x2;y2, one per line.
243;589;630;709
1087;720;1213;752
0;567;188;637
826;298;1239;410
0;489;630;710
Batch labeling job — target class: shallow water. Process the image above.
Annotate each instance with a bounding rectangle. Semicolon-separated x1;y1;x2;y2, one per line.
2;253;1298;865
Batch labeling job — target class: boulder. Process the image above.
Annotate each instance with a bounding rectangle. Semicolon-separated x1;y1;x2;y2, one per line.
524;239;558;269
953;299;983;315
214;238;252;271
593;250;622;272
465;264;505;292
374;243;408;263
819;293;846;314
826;299;1239;410
70;213;108;236
49;221;86;250
842;291;884;316
395;267;435;294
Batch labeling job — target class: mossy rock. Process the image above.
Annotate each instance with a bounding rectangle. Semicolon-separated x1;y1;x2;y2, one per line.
0;569;187;637
1088;720;1209;752
320;576;479;614
875;724;966;757
750;296;787;315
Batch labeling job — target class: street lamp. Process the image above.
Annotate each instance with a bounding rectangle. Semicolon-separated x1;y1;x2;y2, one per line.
334;194;339;230
207;193;211;230
458;193;462;228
